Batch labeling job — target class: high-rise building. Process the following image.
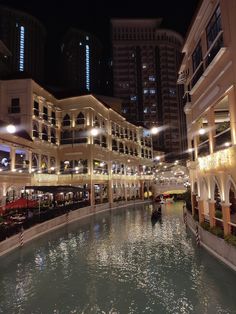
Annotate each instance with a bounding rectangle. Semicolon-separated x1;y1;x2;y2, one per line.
0;5;46;82
111;19;186;159
61;28;103;93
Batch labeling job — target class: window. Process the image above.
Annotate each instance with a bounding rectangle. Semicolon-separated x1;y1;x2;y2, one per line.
42;126;48;141
206;6;222;49
43;106;48;121
51;129;56;144
33;101;39;116
9;98;20;113
150;89;156;94
76;112;85;125
86;45;90;91
33;122;39;138
74;129;87;144
61;130;73;144
19;25;25;71
149;75;156;82
51;111;56;125
192;41;202;72
62;114;71;127
191;41;203;87
205;6;224;68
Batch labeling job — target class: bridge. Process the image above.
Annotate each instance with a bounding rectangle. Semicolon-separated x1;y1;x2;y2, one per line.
152;183;187;197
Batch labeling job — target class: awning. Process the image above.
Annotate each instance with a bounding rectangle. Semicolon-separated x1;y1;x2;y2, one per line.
25;185;87;194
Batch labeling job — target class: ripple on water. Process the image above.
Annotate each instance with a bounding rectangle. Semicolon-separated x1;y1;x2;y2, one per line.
0;202;236;314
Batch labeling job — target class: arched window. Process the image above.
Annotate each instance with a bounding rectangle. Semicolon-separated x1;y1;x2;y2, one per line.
76;112;85;125
62;114;71;127
33;122;39;138
42;125;48;141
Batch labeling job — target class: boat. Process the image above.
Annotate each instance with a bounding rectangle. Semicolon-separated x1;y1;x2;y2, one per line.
151;206;162;220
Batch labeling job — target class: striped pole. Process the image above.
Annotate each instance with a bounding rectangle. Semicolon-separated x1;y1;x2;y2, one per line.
183;212;187;226
196;225;200;245
19;226;24;247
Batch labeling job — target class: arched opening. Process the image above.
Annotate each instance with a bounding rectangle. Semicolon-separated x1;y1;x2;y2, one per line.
76;112;85;125
229;182;236;227
62;114;71;127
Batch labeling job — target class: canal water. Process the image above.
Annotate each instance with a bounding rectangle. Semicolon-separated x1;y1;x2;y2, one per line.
1;201;236;314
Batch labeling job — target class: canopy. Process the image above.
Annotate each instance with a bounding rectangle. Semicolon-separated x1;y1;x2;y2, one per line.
3;198;38;210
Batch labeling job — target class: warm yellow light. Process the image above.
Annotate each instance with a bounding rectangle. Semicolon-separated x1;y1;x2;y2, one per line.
199;128;205;135
6;124;16;134
91;128;99;136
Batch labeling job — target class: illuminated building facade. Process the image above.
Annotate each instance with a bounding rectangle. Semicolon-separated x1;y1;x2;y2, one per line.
0;79;154;207
61;29;103;93
178;0;236;236
0;6;46;82
111;19;186;157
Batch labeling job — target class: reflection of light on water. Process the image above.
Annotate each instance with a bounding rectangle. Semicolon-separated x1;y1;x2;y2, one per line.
0;201;235;313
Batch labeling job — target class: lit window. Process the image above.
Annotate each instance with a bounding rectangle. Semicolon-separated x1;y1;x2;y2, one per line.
143;89;149;94
149;75;156;81
86;36;89;40
86;45;90;91
169;88;176;96
150;89;156;94
130;95;137;101
142;64;147;69
19;26;25;71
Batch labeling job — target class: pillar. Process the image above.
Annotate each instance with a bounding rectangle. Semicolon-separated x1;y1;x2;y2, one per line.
221;202;231;236
10;147;15;171
208;200;216;227
108;180;113;205
140;181;144;200
198;199;204;223
228;87;236;145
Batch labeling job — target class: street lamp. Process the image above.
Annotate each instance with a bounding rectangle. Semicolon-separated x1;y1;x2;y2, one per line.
150;126;159;135
91;128;99;136
6;124;16;134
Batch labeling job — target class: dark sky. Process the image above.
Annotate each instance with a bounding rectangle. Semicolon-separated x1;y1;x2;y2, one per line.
0;0;200;85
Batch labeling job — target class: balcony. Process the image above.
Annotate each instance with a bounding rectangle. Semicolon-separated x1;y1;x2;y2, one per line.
190;31;226;93
198;145;235;172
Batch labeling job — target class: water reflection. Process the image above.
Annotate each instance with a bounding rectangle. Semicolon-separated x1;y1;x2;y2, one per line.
0;201;236;313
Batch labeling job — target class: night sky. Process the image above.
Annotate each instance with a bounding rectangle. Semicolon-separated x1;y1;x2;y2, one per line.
0;0;200;86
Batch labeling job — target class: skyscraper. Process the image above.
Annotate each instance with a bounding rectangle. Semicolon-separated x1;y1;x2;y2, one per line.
111;19;186;159
0;5;46;82
61;28;103;93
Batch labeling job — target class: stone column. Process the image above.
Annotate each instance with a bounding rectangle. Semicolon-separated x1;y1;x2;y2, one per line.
208;200;216;227
10;147;15;171
140;181;144;200
221;202;231;236
198;199;204;223
228;88;236;145
191;193;197;216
